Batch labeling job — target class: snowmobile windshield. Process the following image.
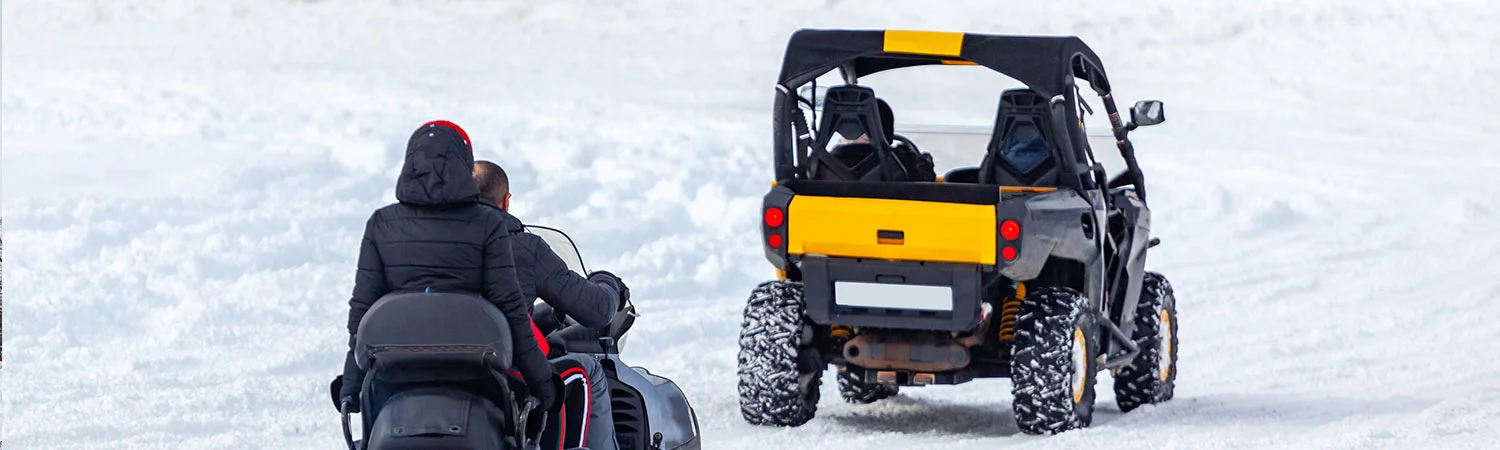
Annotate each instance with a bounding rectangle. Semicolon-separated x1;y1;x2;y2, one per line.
525;226;588;275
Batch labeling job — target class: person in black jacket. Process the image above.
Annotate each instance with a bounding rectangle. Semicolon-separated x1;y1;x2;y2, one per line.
338;120;560;416
474;160;625;326
474;159;625;450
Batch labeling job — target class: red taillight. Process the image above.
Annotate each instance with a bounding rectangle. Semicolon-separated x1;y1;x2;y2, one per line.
1000;220;1021;241
765;207;785;228
768;234;783;248
1002;246;1017;261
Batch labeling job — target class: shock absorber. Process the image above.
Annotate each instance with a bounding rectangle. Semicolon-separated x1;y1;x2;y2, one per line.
830;325;853;352
997;282;1025;345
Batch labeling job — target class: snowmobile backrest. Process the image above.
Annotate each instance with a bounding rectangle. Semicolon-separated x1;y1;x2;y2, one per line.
808;85;908;182
980;88;1062;187
356;291;514;383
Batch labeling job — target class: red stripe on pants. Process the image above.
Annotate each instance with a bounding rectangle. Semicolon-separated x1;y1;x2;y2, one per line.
559;367;590;449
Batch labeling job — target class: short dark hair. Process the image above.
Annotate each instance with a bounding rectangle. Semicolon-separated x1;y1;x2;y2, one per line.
473;160;509;206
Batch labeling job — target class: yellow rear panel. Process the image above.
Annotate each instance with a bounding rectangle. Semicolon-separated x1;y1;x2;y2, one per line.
787;195;997;265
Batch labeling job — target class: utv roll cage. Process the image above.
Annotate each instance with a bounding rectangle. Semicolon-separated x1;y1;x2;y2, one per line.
771;29;1152;200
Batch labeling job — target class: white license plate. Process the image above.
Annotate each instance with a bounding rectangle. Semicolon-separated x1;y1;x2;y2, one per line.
833;281;954;311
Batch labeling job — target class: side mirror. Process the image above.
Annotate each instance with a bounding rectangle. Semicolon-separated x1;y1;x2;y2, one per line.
1129;100;1166;127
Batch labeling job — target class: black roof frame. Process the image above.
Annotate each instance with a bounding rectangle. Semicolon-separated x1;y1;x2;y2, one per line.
777;29;1111;98
769;29;1149;201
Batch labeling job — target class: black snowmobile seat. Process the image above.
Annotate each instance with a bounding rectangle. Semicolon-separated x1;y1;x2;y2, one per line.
355;292;540;450
355;291;515;384
809;85;910;182
979;88;1062;187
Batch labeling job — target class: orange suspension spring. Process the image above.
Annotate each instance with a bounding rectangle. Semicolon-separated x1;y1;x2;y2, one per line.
998;283;1026;343
997;298;1022;342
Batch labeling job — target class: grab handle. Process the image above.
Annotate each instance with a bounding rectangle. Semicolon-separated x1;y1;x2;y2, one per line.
340;401;357;450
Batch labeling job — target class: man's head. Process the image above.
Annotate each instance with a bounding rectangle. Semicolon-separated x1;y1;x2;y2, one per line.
473;160;511;209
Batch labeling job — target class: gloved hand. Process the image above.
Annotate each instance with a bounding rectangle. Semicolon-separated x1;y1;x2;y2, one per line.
588;270;630;310
329;375;347;412
530;373;565;413
339;349;363;413
340;393;360;413
545;333;566;359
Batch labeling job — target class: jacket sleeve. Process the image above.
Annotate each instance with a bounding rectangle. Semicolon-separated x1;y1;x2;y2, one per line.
533;241;619;328
483;217;556;386
347;215;389;336
342;214;388;401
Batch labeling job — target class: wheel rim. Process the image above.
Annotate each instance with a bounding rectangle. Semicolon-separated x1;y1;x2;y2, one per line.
1071;327;1087;404
1158;308;1173;382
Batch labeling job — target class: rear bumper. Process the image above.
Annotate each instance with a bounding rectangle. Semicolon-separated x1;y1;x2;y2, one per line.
801;255;984;332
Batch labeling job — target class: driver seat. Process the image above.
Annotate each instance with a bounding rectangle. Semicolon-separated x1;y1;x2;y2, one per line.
806;85;909;182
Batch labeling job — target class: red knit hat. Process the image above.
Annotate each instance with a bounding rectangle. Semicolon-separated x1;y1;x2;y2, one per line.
421;120;471;152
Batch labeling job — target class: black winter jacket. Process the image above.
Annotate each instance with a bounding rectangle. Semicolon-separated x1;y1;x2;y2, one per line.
342;123;554;393
499;212;620;328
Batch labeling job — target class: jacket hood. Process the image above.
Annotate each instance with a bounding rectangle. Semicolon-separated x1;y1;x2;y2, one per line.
395;121;481;205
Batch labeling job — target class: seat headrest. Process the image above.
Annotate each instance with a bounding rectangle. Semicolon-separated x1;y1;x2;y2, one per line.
982;88;1059;185
818;85;885;142
808;85;911;182
998;88;1048;111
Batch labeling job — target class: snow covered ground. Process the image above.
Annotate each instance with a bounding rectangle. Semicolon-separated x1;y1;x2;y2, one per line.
3;0;1499;448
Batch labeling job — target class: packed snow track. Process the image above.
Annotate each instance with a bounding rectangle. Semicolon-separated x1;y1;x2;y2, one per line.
3;1;1498;449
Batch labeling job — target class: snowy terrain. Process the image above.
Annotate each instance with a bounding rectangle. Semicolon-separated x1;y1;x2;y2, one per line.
3;0;1499;448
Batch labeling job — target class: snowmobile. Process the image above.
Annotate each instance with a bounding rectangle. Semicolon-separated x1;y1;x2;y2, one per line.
738;29;1179;435
331;225;701;450
526;225;702;450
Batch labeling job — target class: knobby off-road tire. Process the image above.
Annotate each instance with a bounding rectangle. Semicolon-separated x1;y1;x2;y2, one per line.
738;280;823;427
838;370;898;404
1114;271;1178;412
1011;286;1100;435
